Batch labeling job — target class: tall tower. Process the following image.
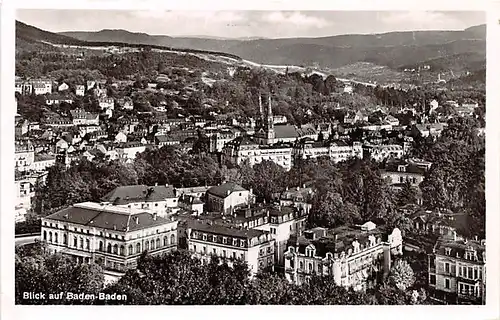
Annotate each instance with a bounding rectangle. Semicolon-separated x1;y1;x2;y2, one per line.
266;95;275;144
258;94;264;129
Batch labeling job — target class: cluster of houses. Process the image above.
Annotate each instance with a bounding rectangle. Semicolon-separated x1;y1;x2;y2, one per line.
16;73;485;302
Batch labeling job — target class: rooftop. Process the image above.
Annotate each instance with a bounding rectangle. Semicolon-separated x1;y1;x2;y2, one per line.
44;202;174;232
102;185;177;205
207;182;247;198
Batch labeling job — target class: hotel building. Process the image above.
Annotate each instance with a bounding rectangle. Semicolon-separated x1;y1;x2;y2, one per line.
284;222;403;291
41;202;178;272
428;235;486;304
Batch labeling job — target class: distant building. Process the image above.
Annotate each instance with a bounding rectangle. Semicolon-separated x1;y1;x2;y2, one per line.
284;222;403;291
70;109;100;126
411;123;447;138
15;141;35;172
428;235;486;304
223;137;293;171
363;144;404;162
41;202;178;272
75;85;85;96
58;83;69;92
381;158;432;187
279;186;315;215
98;97;115;110
206;183;252;214
294;139;363;162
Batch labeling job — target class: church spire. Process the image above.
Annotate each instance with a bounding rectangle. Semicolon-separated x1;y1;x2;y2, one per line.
268;95;273;119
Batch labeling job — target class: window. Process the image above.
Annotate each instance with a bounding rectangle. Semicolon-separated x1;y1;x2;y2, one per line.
54;233;58;243
468;267;473;279
113;244;118;254
156;238;160;249
299;261;304;269
308;263;313;272
222;250;226;257
128;244;133;255
48;232;52;242
74;236;78;247
86;239;90;250
107;243;112;253
445;278;450;289
267;247;271;254
43;231;47;241
164;236;168;246
145;242;150;250
474;268;478;279
232;252;236;259
430;275;436;285
63;234;68;245
290;259;294;268
445;263;450;274
80;238;84;249
203;246;207;254
171;234;175;244
120;245;125;256
136;243;141;253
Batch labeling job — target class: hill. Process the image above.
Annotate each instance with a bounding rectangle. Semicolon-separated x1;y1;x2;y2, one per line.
59;24;486;71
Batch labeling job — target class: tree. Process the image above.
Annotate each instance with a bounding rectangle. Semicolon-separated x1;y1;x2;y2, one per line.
243;161;286;203
15;242;105;305
396;181;418;207
387;259;415;291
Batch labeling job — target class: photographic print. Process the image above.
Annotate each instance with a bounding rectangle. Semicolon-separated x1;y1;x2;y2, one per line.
12;8;488;306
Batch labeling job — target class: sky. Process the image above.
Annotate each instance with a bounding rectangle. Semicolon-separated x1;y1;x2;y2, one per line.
16;10;486;39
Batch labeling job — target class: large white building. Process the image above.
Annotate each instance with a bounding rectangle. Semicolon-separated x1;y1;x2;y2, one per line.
223;137;293;171
186;220;276;276
41;202;178;272
294;139;363;162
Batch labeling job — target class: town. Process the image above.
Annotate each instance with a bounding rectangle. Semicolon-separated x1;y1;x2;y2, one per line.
14;20;486;306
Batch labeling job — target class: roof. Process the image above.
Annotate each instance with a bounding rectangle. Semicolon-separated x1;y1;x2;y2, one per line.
188;220;267;239
274;125;299;139
207;183;247;198
44;202;174;232
102;185;177;205
288;223;394;257
434;237;485;264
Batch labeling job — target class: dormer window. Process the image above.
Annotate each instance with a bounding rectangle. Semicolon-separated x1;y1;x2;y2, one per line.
445;247;451;255
202;234;207;241
398;165;406;172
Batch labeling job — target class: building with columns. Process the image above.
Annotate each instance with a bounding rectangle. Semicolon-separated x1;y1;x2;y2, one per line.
40;202;178;272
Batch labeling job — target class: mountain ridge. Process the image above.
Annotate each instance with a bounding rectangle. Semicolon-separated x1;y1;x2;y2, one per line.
16;20;486;73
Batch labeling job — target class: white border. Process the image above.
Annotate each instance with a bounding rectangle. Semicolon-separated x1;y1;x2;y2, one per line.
1;1;499;320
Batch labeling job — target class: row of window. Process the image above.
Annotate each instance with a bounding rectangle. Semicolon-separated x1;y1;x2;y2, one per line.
458;283;480;297
193;244;243;260
43;230;176;255
98;234;176;255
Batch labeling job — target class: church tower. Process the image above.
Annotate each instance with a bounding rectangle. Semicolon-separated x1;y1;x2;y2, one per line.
257;94;264;129
266;95;275;144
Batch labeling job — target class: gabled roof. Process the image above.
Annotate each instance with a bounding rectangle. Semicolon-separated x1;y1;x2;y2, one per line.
102;185;177;205
207;183;247;198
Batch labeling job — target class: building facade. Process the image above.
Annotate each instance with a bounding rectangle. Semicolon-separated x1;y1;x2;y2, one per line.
41;202;178;272
428;235;486;304
186;221;276;276
284;222;403;291
206;183;252;214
